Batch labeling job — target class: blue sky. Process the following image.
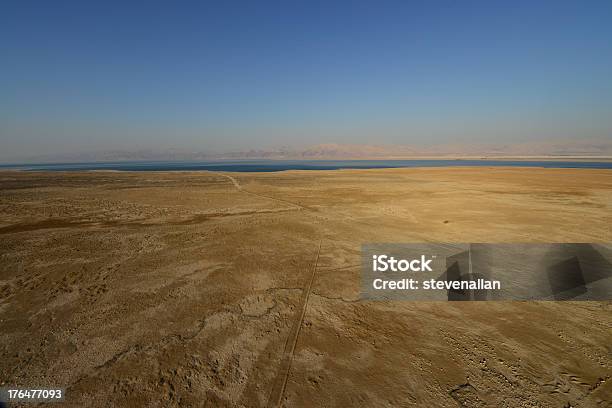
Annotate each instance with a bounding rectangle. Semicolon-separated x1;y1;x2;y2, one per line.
1;1;611;159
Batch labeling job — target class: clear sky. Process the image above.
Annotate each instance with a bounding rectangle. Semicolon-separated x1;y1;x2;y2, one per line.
1;1;612;160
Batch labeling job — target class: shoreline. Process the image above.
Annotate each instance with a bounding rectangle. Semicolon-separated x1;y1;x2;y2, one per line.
2;155;612;167
1;158;612;173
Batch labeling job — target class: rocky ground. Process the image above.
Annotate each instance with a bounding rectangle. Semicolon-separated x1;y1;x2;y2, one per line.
0;168;610;407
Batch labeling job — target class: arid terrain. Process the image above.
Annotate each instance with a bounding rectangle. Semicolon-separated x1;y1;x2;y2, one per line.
0;167;610;407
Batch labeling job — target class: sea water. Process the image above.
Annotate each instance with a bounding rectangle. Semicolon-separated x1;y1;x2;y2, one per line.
1;159;612;172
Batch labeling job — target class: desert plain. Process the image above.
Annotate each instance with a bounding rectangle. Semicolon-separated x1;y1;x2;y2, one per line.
0;167;611;407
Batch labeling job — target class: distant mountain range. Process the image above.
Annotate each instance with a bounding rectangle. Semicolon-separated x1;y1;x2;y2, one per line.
10;140;612;163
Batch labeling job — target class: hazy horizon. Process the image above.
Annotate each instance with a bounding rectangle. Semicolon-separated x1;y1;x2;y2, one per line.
2;1;612;161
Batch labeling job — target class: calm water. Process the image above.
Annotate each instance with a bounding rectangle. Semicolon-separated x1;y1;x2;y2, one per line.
1;159;611;172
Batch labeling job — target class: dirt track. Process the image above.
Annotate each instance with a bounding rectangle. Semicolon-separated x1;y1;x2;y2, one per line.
0;167;611;407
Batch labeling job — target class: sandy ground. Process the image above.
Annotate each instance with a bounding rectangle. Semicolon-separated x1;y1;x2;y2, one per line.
0;167;610;407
